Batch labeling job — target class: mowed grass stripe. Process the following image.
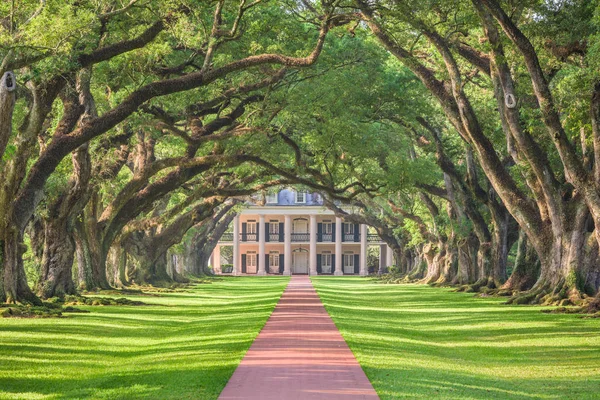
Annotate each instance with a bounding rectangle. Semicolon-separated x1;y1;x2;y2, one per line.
0;277;289;400
311;277;600;400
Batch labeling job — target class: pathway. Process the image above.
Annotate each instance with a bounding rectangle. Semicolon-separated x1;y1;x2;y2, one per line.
219;276;379;400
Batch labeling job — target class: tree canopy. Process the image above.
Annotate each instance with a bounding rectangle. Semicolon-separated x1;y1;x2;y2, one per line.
1;0;600;312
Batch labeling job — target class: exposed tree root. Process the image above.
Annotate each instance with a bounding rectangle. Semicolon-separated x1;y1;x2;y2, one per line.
541;295;600;317
0;300;89;318
62;295;147;306
506;280;585;306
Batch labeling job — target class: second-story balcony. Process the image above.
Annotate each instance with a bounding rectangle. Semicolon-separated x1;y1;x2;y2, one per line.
291;233;310;242
222;229;377;244
343;234;357;242
241;233;258;242
367;234;382;243
267;233;282;242
320;233;334;242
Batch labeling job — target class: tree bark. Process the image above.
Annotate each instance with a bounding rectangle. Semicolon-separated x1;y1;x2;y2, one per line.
73;200;111;291
2;229;40;304
502;231;540;292
37;143;91;298
0;71;16;162
37;218;77;298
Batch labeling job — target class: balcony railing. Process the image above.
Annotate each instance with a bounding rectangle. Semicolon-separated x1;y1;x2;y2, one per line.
221;232;233;241
320;233;334;242
268;233;281;242
219;231;378;243
241;233;258;242
367;234;381;242
343;234;356;242
291;233;310;242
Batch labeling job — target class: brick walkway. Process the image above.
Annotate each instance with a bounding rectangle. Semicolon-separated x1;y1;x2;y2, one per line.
218;276;379;400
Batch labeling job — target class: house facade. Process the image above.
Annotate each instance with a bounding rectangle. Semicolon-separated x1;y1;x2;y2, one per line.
212;189;395;275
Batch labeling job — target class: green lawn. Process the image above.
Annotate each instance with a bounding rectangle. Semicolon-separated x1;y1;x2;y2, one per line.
0;277;289;400
311;277;600;400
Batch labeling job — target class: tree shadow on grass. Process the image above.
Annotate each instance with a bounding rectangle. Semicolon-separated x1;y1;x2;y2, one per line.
311;278;600;400
0;277;290;400
1;366;237;400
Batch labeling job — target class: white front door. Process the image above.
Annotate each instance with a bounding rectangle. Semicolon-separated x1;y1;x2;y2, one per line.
343;253;354;274
292;252;308;274
247;253;257;274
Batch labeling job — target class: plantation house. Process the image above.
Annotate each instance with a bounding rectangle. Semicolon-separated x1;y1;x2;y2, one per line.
212;189;393;275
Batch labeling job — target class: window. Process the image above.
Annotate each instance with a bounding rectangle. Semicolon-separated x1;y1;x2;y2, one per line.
247;253;257;267
266;192;278;203
343;253;354;268
344;223;355;234
296;191;305;203
292;218;308;233
247;220;257;234
269;221;279;234
269;252;280;267
323;222;332;234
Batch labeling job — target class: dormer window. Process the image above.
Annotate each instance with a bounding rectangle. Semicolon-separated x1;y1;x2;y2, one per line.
266;192;278;204
296;191;306;204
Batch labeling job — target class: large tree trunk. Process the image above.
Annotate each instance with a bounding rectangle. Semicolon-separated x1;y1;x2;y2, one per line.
129;253;172;285
407;245;426;279
182;208;235;276
2;229;40;304
105;243;129;287
73;211;111;291
502;231;540;292
510;201;594;304
37;218;77;298
435;241;458;285
0;72;41;304
124;231;173;286
422;242;444;283
37;144;91;298
455;235;478;285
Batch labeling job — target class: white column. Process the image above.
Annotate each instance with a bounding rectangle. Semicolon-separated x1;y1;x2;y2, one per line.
335;217;343;275
233;215;240;275
360;224;367;276
258;214;266;275
213;245;221;274
309;215;317;275
386;244;394;267
379;244;386;272
284;215;291;276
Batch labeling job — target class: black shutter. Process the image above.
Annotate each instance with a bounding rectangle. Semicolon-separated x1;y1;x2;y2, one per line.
265;254;270;272
341;223;345;242
241;223;247;241
331;254;336;273
317;223;323;242
317;254;322;274
279;254;284;274
332;224;336;242
354;254;360;274
256;223;259;241
241;254;247;273
279;223;284;242
354;223;359;242
265;222;270;242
